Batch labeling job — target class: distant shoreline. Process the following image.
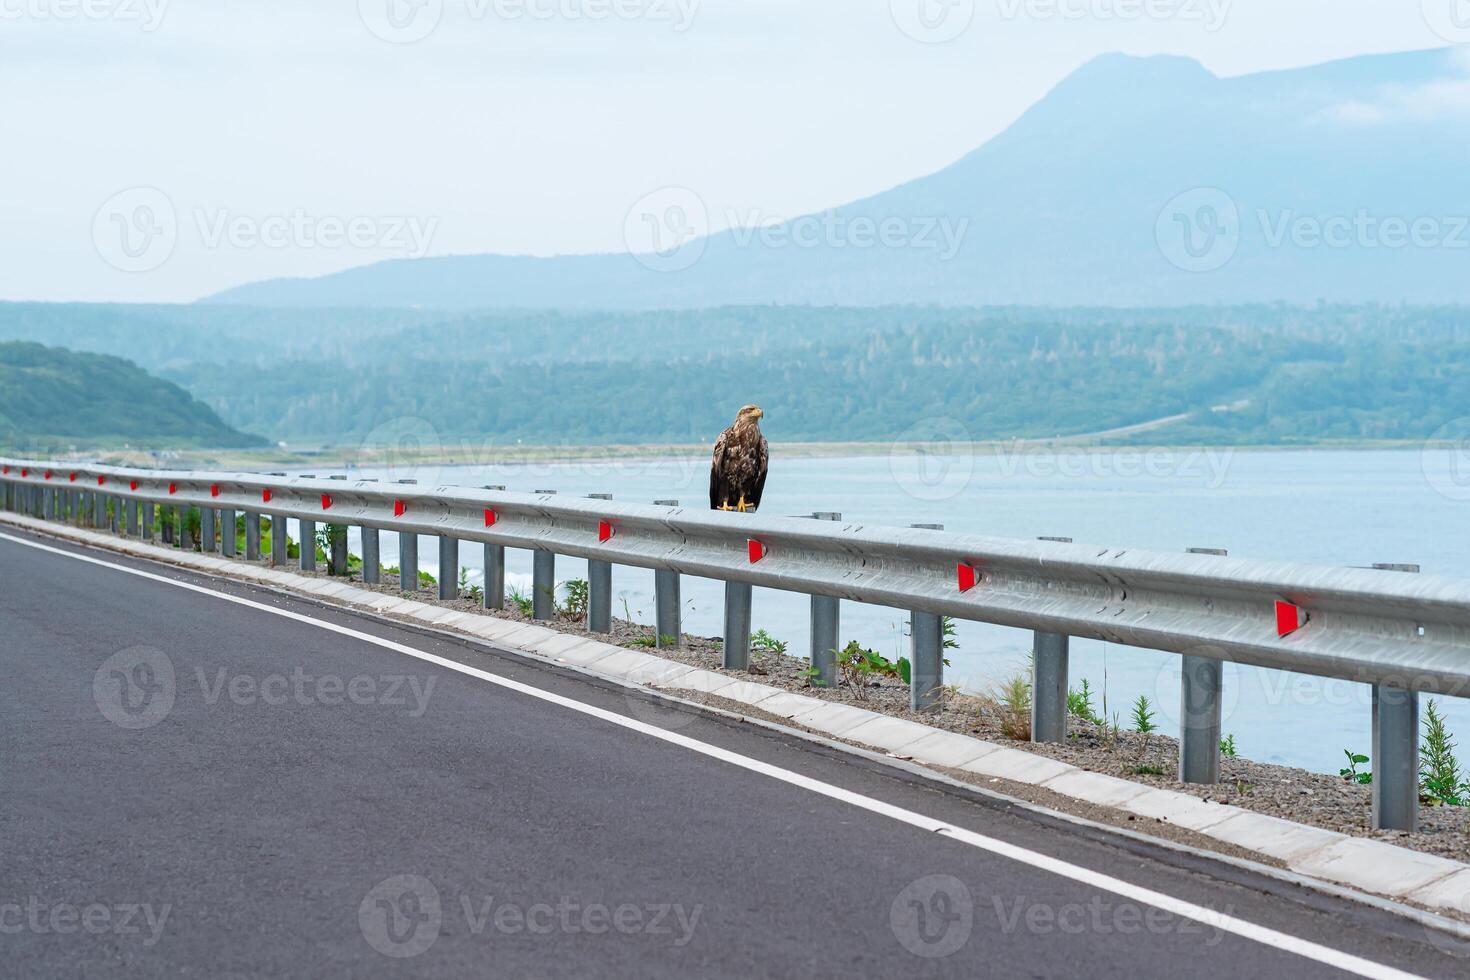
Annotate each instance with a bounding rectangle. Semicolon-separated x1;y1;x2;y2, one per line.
45;438;1444;472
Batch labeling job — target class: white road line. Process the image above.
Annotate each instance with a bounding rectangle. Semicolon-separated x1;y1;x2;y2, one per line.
3;529;1426;980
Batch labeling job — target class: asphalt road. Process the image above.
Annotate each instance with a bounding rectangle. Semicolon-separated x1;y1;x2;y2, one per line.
2;525;1468;978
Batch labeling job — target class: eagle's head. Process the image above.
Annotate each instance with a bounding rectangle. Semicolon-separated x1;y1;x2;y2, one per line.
736;404;765;426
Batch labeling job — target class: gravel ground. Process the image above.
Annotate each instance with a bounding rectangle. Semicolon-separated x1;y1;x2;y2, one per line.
252;559;1470;865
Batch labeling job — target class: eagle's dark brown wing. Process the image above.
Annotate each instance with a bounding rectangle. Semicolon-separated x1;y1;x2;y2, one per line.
709;426;732;509
748;433;769;511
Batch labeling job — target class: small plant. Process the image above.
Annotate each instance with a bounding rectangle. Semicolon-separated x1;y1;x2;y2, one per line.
799;662;826;687
941;616;959;650
558;579;589;621
1131;695;1158;762
1220;733;1239;759
1131;765;1166;776
832;641;909;701
1130;694;1158;735
994;673;1032;741
507;585;535;617
1340;750;1372;785
750;629;788;660
1067;678;1103;725
630;635;657;648
1420;699;1466;806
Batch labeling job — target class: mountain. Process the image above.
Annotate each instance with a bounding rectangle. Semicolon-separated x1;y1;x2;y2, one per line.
0;342;266;449
203;47;1470;310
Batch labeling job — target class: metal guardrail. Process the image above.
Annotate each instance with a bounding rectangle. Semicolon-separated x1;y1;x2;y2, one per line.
3;456;1466;833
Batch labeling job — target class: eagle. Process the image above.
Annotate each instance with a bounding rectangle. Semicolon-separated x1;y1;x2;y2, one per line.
709;404;768;512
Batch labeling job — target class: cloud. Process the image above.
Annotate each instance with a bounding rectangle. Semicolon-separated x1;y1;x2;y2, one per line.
1316;51;1470;125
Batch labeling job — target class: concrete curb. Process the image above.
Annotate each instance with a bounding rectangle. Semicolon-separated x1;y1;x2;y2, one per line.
8;512;1469;921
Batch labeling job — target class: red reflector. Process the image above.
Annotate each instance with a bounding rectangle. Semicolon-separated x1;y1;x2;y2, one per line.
1276;601;1307;637
44;470;52;480
97;476;105;486
129;480;138;491
262;489;272;503
395;499;407;517
1;466;8;474
321;494;332;510
483;508;496;527
21;468;28;477
598;520;613;542
211;485;220;497
957;562;978;593
748;539;765;563
168;483;177;494
68;473;77;482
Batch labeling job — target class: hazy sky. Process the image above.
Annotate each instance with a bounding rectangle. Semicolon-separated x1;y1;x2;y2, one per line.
0;0;1454;303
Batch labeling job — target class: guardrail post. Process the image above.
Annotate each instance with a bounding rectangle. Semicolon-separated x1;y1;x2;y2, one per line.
299;518;316;571
357;478;380;584
330;524;348;576
201;507;215;553
1031;536;1073;743
399;532;418;592
533;549;556;620
396;479;418;592
484;543;505;610
217;508;232;555
326;475;348;575
438;534;458;599
809;512;842;689
909;524;945;711
1179;655;1223;783
142;502;155;542
1032;632;1069;743
477;485;506;609
270;514;288;566
653;500;681;648
1373;684;1420;832
245;511;261;560
586;493;613;633
723;581;752;671
532;490;557;620
180;509;195;551
94;491;106;529
362;526;380;584
1372;562;1422;832
1178;548;1228;783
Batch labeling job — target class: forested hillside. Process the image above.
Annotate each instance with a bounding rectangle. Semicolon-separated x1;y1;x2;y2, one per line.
0;342;264;449
4;303;1468;447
